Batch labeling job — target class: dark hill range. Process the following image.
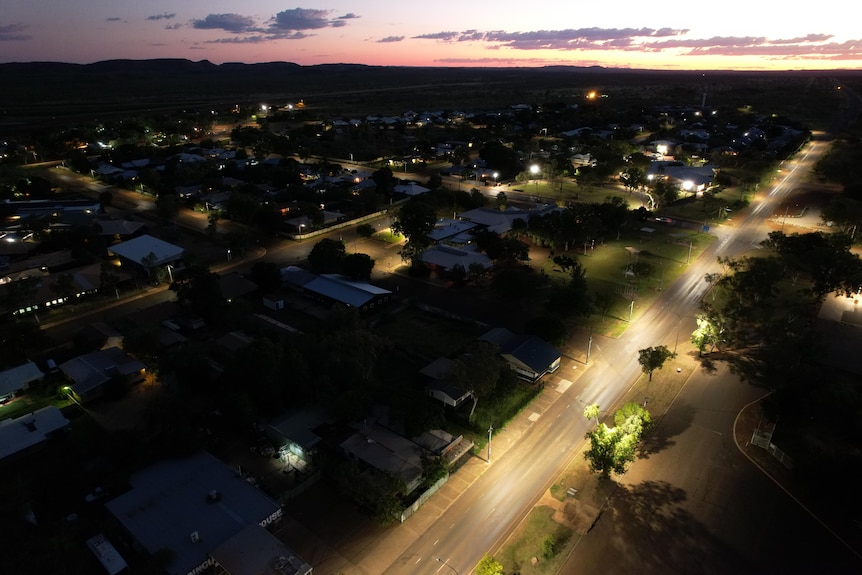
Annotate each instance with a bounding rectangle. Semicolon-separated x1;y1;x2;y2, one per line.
1;59;861;129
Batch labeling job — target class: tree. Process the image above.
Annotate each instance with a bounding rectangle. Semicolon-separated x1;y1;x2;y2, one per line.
524;315;568;347
392;197;436;263
614;401;652;432
583;401;652;477
100;261;122;299
637;345;677;381
140;251;158;279
342;252;375;280
250;261;281;293
451;341;503;422
371;166;396;196
476;554;504;575
496;191;508;210
584;423;630;477
307;238;346;274
169;262;225;323
690;312;726;356
356;223;376;238
583;403;600;426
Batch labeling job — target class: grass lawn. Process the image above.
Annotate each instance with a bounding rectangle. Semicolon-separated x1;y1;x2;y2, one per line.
539;225;716;338
373;229;404;244
498;505;576;575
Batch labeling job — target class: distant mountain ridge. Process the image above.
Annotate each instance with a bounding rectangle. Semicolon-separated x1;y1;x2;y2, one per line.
1;59;854;128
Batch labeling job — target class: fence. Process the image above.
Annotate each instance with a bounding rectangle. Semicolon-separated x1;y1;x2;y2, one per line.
400;473;449;523
751;415;794;469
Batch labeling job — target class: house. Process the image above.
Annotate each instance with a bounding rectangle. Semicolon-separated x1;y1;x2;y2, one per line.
0;261;106;317
0;361;44;402
427;218;476;244
392;181;430;197
0;406;70;464
58;346;146;404
285;211;346;233
281;267;392;312
645;162;717;194
266;408;326;472
479;328;562;383
419;357;472;407
218;272;258;302
105;451;299;575
458;204;558;236
420;245;492;274
108;234;184;274
93;216;147;241
341;418;425;496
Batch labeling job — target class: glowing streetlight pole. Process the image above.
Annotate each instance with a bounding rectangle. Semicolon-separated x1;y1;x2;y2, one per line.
530;164;540;194
487;425;493;463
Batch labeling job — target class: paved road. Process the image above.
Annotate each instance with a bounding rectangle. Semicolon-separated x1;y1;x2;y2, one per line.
567;363;862;574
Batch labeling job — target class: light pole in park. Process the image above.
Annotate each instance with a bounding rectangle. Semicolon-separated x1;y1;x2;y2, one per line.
530;164;540;194
487;425;493;463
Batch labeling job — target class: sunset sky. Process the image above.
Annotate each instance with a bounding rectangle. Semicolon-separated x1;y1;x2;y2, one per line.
2;1;861;70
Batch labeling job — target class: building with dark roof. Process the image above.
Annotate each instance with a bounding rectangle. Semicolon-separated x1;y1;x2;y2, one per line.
0;361;44;401
480;327;561;383
210;524;311;575
282;266;392;312
58;346;146;404
0;406;70;464
419;357;472;407
105;451;295;575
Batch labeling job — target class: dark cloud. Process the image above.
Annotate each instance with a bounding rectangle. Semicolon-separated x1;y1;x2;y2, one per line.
0;23;30;41
478;27;688;50
412;26;862;60
412;31;460;41
378;36;404;43
147;13;176;22
206;32;309;44
270;8;333;31
192;13;256;34
337;13;360;20
106;17;122;23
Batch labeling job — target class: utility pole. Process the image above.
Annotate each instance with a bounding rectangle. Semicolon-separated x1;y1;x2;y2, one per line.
586;332;593;365
687;240;693;264
487;425;493;463
629;299;634;322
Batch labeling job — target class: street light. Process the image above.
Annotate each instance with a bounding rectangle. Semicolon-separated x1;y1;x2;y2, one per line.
530;164;540;194
487;425;493;464
493;171;499;186
436;557;460;575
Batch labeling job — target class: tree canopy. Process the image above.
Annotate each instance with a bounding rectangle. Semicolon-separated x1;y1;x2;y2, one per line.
583;402;651;477
637;345;676;381
392;197;437;263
